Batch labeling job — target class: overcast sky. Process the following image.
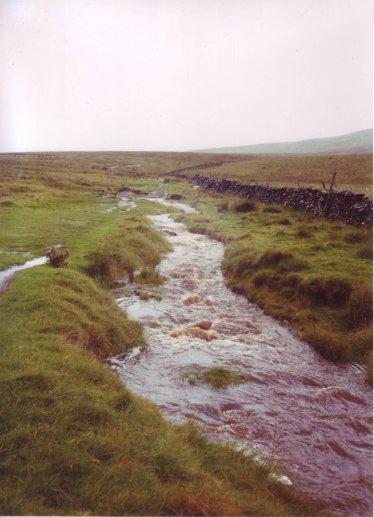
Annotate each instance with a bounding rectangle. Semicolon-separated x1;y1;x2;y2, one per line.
0;0;372;152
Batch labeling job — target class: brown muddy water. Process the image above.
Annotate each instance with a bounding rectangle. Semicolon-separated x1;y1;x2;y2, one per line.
112;200;372;517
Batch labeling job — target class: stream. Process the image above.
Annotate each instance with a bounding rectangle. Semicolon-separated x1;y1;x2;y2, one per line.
0;256;47;293
112;198;373;517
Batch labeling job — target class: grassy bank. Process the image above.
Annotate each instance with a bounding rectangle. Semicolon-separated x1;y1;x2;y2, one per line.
167;181;372;378
1;266;321;516
0;155;321;515
0;266;324;515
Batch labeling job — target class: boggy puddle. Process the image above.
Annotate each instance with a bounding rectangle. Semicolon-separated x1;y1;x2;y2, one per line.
112;201;372;517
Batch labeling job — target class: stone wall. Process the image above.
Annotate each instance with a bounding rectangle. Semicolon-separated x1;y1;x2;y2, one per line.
194;175;373;226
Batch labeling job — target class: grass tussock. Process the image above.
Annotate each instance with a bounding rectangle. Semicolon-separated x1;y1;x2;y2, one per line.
346;286;373;328
298;276;353;306
262;204;283;213
233;199;258;212
182;366;247;388
356;244;373;260
88;214;171;285
218;199;258;213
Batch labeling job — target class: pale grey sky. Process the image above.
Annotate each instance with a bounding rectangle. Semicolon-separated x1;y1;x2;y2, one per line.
0;0;372;152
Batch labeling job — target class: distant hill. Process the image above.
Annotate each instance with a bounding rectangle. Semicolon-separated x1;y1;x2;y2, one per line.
197;129;373;155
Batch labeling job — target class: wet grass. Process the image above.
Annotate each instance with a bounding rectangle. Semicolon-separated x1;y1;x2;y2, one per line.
168;181;373;379
1;267;322;516
87;213;171;286
181;153;373;194
182;366;247;388
0;153;322;516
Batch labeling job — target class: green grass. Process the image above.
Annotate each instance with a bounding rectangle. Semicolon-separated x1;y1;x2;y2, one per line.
181;153;373;194
182;366;247;388
0;154;321;515
168;180;372;376
1;269;320;516
87;212;171;285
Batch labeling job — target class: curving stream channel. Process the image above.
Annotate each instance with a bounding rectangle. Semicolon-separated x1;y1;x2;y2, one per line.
112;199;372;517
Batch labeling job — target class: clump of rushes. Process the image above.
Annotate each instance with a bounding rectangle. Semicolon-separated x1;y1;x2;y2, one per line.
182;366;247;388
295;224;312;238
88;214;171;286
135;267;164;285
218;199;257;213
233;199;258;212
298;276;352;306
346;286;373;328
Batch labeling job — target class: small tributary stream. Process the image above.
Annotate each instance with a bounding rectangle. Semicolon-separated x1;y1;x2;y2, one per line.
112;199;372;517
0;256;48;293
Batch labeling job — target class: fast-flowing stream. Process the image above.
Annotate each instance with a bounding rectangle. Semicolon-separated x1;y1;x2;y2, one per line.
112;200;372;517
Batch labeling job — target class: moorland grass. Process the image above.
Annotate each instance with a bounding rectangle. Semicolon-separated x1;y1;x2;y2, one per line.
0;155;321;515
181;153;373;194
167;181;372;377
88;213;171;286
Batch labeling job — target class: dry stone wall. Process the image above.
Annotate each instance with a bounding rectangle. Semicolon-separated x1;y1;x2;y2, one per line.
195;174;373;226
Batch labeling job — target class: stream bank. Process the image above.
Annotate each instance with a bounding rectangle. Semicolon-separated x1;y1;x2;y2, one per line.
113;198;373;517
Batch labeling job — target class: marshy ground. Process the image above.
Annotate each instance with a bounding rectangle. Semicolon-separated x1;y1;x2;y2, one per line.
0;151;372;516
